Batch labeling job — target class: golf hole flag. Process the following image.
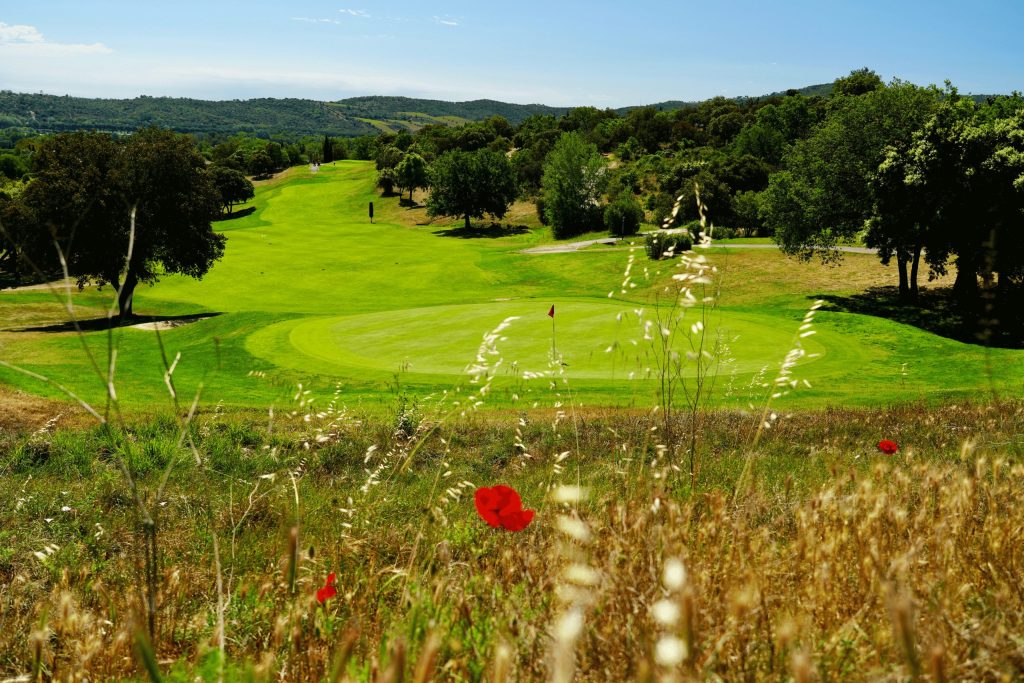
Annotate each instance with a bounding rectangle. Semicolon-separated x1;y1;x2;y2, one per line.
548;305;555;318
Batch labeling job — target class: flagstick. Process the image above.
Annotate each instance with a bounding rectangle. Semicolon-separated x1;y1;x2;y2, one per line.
551;313;557;357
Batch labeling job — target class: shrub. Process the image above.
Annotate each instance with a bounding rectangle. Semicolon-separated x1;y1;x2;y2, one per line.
644;231;692;260
648;192;674;227
604;197;644;237
535;195;549;225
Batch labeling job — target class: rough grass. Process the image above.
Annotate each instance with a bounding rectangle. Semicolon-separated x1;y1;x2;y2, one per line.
1;401;1022;680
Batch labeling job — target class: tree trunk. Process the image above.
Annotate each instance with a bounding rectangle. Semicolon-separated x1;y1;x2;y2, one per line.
909;245;921;299
118;269;138;320
897;256;909;299
953;256;979;302
464;214;471;230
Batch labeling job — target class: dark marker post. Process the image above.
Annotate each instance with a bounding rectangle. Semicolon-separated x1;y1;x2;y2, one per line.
369;201;374;224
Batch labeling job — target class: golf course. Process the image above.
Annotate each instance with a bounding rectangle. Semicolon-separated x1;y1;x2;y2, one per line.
1;160;1021;412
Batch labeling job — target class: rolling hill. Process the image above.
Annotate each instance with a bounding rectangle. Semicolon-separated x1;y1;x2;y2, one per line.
0;83;1003;140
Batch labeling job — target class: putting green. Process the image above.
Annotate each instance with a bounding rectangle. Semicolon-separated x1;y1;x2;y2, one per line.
247;301;824;381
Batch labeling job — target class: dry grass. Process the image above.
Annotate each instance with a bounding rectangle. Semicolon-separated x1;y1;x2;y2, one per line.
707;249;957;308
1;402;1022;681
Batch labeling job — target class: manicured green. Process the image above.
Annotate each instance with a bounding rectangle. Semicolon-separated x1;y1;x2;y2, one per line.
1;161;1021;412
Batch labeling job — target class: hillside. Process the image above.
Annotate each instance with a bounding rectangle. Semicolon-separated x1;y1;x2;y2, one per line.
0;92;571;139
0;84;1005;141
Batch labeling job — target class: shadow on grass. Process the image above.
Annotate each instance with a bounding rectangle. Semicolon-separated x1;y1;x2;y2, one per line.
213;206;256;222
432;222;531;239
815;286;1023;349
15;312;222;333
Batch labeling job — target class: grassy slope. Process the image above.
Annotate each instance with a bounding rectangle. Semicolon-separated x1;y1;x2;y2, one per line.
0;160;1020;413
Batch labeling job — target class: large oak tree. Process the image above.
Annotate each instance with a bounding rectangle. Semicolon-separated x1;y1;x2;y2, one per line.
3;128;224;318
426;149;517;229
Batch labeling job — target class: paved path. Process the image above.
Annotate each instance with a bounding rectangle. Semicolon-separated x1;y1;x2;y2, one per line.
521;238;877;255
521;238;622;254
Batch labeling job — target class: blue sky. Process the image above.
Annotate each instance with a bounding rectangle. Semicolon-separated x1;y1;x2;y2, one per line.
0;1;1021;106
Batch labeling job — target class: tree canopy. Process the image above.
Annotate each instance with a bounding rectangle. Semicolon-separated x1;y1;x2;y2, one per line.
541;132;607;239
1;128;225;318
209;166;254;214
426;149;517;229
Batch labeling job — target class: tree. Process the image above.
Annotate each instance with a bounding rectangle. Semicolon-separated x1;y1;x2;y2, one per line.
7;128;224;319
731;190;765;234
0;154;28;180
865;145;928;298
248;150;274;178
209;165;254;214
395;153;428;202
877;93;1024;305
323;135;334;163
376;167;397;196
375;145;404;171
833;68;884;97
762;81;938;266
426;149;517;229
541;132;606;238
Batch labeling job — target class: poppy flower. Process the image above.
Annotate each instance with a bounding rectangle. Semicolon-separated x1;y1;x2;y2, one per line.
316;572;337;604
474;485;535;531
877;439;899;455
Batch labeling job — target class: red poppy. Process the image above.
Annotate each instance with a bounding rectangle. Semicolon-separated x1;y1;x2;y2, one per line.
877;439;899;455
316;572;337;604
474;485;535;531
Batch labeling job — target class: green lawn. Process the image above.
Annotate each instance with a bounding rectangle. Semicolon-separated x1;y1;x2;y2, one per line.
1;160;1020;412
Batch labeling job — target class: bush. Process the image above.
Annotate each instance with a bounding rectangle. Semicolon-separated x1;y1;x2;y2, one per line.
648;192;674;228
644;231;692;260
604;197;644;237
535;196;549;225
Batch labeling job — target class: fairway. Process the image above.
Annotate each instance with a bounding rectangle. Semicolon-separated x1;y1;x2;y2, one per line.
1;161;1021;410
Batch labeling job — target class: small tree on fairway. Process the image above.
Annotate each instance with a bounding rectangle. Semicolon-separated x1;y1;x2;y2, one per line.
426;149;517;229
395;153;428;202
209;165;254;214
7;128;224;319
541;132;606;239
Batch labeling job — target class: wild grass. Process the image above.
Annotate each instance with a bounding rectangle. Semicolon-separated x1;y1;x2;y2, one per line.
1;401;1023;680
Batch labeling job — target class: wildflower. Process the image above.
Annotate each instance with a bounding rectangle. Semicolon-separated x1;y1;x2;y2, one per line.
474;485;535;531
316;572;337;604
878;439;899;455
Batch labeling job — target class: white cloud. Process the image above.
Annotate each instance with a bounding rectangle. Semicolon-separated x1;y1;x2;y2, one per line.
291;17;342;24
0;23;44;43
433;16;459;26
339;9;370;18
0;21;112;56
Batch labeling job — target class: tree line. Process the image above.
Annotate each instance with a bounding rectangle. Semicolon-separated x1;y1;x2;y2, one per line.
2;70;1020;333
364;69;1023;329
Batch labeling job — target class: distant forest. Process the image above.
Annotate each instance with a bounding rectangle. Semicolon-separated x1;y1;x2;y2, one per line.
0;84;850;141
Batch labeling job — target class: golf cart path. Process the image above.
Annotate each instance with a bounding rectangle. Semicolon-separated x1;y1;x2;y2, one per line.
521;239;877;255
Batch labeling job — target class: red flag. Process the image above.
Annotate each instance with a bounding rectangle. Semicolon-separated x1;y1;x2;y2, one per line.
548;305;555;318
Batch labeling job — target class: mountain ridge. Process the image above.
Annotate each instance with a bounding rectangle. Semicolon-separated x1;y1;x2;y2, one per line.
0;83;1003;139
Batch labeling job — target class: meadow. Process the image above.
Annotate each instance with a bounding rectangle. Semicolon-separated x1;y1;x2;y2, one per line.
2;161;1024;681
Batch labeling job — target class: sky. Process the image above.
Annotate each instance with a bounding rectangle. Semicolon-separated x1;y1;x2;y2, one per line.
1;1;1022;107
